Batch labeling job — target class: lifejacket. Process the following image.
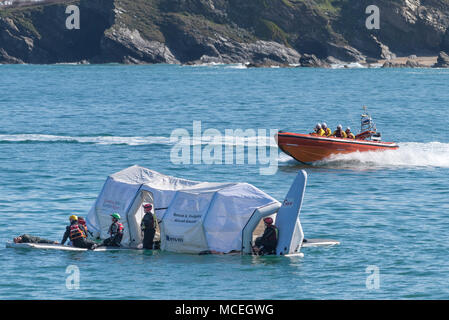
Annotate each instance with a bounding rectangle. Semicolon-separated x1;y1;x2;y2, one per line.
69;223;86;241
346;132;355;139
324;128;332;136
109;221;124;236
333;129;347;138
78;217;89;237
141;212;157;231
265;225;279;243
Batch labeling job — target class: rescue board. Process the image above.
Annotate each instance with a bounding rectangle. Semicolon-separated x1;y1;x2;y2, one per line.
301;239;340;248
5;242;142;252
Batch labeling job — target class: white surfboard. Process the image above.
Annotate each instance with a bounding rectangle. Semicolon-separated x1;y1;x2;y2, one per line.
5;242;141;252
275;170;307;256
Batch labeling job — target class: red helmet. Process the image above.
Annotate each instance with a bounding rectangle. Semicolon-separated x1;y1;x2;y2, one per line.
78;217;86;225
263;217;273;225
143;203;153;210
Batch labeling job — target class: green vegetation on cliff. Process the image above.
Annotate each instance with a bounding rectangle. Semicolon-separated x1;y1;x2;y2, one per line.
1;0;449;64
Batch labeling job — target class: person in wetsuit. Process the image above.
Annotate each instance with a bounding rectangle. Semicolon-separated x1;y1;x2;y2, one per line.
253;217;279;255
61;215;97;250
141;203;157;250
99;213;124;247
13;234;58;244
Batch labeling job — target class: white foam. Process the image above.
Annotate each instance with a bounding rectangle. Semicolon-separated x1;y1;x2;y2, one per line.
316;142;449;169
225;63;247;69
0;134;278;147
330;62;367;69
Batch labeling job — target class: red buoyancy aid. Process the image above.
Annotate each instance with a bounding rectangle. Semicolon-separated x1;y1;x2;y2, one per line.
109;222;124;236
69;223;86;241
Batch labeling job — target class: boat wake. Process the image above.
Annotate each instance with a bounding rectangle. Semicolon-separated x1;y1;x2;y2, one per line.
314;142;449;169
0;134;278;147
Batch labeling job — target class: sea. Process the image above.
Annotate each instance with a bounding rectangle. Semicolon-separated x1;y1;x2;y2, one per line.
0;63;448;299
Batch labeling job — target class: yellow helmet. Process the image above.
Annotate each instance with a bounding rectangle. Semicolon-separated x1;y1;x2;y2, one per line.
69;215;78;221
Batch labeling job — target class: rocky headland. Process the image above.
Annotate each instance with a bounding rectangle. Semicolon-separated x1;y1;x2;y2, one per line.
1;0;449;67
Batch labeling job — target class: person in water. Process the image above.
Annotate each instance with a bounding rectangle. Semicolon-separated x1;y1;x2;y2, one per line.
14;234;58;244
313;123;325;136
99;213;124;247
141;203;157;250
332;124;347;138
321;122;332;136
345;127;355;139
252;217;279;255
61;215;97;250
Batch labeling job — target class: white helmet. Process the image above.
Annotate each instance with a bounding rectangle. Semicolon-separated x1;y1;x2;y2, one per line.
321;122;328;129
315;123;322;129
337;124;342;130
346;127;351;131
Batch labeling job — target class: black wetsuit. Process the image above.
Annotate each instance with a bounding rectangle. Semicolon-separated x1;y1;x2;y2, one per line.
61;222;96;250
101;221;123;247
255;225;279;255
141;212;156;249
19;234;55;244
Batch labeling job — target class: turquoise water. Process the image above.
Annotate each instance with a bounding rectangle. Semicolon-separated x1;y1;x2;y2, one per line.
1;64;449;299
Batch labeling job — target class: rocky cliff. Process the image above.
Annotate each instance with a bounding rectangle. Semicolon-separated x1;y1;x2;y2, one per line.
1;0;449;66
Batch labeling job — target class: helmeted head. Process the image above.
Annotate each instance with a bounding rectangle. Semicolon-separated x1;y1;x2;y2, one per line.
143;203;153;212
337;124;343;130
263;217;273;225
111;213;121;221
315;123;322;130
345;127;351;133
78;216;86;225
321;122;328;129
69;215;78;222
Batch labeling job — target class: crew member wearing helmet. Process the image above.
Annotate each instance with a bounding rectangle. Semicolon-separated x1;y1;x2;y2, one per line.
252;217;279;255
321;122;332;137
332;124;347;138
61;215;97;250
141;203;158;250
312;123;325;136
99;213;124;247
345;127;355;139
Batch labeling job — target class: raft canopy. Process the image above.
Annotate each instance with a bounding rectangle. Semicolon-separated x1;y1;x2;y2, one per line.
86;165;281;254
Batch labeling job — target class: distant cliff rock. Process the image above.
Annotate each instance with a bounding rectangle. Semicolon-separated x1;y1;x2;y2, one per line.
433;51;449;67
1;0;449;66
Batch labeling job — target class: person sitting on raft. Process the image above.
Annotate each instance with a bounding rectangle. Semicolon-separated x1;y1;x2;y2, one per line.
312;123;325;136
13;234;58;244
99;213;124;247
77;216;91;238
321;122;332;136
332;124;347;138
345;127;355;139
252;217;279;255
61;215;97;250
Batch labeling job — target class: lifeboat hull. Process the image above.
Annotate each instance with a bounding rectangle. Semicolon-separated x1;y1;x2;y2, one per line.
275;132;399;164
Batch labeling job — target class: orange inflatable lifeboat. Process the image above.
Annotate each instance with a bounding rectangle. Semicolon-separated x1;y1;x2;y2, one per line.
275;107;399;164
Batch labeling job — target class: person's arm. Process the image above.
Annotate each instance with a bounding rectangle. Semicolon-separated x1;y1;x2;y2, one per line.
110;223;118;236
61;227;69;245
